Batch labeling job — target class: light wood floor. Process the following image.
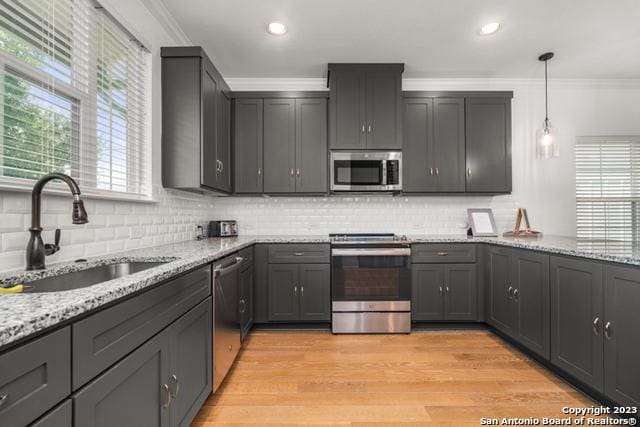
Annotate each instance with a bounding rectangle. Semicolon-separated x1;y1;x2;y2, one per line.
193;330;597;426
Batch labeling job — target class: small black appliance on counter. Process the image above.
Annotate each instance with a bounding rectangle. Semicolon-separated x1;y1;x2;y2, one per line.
208;220;238;237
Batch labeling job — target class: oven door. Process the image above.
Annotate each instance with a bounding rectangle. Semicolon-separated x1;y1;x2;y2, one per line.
331;247;411;302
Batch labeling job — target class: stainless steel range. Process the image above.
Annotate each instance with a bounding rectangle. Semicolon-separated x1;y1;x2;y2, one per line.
330;233;412;334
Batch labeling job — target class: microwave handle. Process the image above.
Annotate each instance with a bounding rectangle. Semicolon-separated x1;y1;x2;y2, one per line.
381;160;387;186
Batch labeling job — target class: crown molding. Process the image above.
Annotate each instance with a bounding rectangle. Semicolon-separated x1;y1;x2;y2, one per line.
226;77;640;92
140;0;191;45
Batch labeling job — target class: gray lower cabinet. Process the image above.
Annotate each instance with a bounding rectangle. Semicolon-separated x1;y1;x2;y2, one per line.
253;244;269;323
512;250;550;358
240;263;254;341
412;264;476;321
603;265;640;407
0;327;71;427
550;256;604;391
234;99;264;193
487;246;516;335
264;98;296;193
402;97;465;192
31;400;72;427
267;263;330;322
74;298;212;427
465;97;512;193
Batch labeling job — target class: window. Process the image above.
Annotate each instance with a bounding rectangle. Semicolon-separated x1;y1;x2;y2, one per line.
0;0;149;197
576;136;640;243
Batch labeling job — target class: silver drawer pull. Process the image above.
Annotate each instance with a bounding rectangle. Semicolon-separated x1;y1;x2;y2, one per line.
294;252;305;256
0;393;9;408
436;252;448;256
162;384;172;408
169;374;180;398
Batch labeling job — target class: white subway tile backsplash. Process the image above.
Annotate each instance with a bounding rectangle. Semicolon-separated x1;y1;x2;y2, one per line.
0;214;25;232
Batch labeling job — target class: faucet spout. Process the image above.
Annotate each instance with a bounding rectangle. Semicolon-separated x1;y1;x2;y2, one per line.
26;173;89;270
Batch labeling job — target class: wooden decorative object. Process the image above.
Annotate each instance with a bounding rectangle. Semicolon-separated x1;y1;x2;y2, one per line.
503;208;543;238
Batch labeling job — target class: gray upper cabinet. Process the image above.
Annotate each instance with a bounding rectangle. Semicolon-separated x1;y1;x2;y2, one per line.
264;98;296;193
550;256;604;391
512;250;550;359
465;97;512;193
603;265;640;407
328;64;403;150
233;99;264;193
402;97;465;192
296;98;328;193
161;47;231;194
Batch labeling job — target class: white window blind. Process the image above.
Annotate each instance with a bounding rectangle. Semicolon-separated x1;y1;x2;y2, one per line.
0;0;149;197
576;136;640;242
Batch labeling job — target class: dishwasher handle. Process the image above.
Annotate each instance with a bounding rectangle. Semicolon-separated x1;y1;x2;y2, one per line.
214;256;243;277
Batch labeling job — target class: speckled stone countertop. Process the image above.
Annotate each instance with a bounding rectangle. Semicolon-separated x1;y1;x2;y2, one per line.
1;233;639;349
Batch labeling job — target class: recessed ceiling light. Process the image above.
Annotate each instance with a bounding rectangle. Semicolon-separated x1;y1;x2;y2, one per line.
479;22;501;36
267;22;287;36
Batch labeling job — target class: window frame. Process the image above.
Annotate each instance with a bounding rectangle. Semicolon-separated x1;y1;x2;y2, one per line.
0;0;154;202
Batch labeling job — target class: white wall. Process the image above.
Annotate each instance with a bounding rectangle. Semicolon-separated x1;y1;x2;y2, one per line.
217;78;640;238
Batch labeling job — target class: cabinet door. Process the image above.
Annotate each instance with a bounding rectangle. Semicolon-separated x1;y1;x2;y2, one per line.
264;98;296;193
433;98;465;192
216;91;232;192
31;400;72;427
603;265;640;407
487;246;516;335
168;299;213;427
240;265;254;340
329;69;366;149
411;264;444;320
465;97;511;193
201;65;218;189
550;256;604;391
444;264;477;320
366;70;402;149
295;98;327;193
299;264;331;321
234;99;264;193
267;264;299;321
74;328;170;427
402;98;434;192
512;250;550;359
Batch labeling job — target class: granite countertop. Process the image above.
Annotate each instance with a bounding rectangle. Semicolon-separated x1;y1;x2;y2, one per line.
1;233;639;349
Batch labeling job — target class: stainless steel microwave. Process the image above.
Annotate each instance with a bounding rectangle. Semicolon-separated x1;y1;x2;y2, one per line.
330;151;402;192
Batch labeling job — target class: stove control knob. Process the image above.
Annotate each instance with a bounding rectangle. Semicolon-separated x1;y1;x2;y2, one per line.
400;235;408;241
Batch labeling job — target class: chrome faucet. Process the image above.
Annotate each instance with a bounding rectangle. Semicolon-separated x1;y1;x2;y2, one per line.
26;173;89;270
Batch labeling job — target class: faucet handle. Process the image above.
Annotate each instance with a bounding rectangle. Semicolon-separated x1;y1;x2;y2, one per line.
44;229;61;256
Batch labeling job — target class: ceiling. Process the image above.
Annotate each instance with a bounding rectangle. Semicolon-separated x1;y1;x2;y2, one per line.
160;0;640;79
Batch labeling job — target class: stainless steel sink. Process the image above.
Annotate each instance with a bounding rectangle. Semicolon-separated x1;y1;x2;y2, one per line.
19;261;167;293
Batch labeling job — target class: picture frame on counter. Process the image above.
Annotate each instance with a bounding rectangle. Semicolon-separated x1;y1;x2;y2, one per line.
467;208;498;237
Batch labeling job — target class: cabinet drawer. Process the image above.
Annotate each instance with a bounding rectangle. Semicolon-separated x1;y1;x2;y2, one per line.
0;327;71;427
412;244;476;263
268;244;330;263
72;265;211;390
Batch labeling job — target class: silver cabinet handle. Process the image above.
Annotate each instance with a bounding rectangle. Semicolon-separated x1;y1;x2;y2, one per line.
300;286;304;297
439;286;443;295
296;168;300;177
169;374;180;398
258;167;262;176
507;286;514;299
239;299;246;314
290;168;294;176
0;393;9;408
294;252;305;256
445;286;450;294
436;252;448;256
162;384;172;408
467;167;471;177
368;124;372;133
220;161;224;172
435;167;439;176
604;321;613;340
362;124;365;133
293;285;298;296
228;344;233;352
593;317;602;336
513;288;519;302
429;167;433;176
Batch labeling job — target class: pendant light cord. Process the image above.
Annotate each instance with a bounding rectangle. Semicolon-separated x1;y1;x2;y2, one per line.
544;59;549;123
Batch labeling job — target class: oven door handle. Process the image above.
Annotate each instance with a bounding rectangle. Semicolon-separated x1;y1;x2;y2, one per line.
331;248;411;257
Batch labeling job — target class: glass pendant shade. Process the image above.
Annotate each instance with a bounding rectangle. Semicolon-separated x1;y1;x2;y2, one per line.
536;119;559;159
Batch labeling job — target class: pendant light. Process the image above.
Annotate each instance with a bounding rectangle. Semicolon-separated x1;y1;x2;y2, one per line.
536;52;559;159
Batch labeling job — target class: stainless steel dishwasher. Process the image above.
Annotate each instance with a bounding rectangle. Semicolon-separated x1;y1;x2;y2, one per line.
213;255;243;391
